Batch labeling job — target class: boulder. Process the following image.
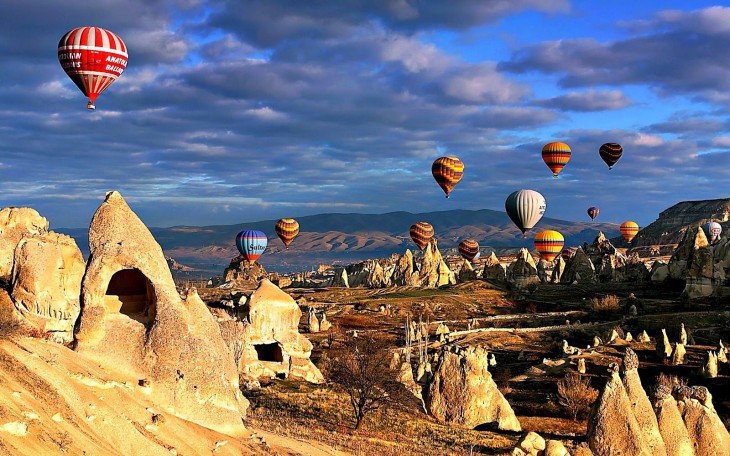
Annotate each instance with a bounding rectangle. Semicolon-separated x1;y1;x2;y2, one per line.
239;279;323;384
544;440;570;456
0;207;49;282
512;432;545;456
73;192;248;436
10;232;85;341
426;346;520;431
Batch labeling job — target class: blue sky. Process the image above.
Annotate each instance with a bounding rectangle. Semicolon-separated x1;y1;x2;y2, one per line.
1;1;729;229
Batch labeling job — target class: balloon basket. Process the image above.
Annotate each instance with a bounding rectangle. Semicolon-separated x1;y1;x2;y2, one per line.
86;102;96;110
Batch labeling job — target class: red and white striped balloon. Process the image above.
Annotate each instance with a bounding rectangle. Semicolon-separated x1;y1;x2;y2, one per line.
58;27;128;109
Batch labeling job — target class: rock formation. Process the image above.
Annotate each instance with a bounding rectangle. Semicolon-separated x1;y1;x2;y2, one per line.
238;279;323;384
307;308;320;333
702;351;718;378
319;312;332;331
458;260;478;282
621;349;667;456
482;252;507;281
426;346;520;431
657;329;672;359
0;207;49;281
671;343;686;365
677;386;730;455
512;432;545;456
9;231;85;341
561;248;596;284
223;256;268;289
653;384;694;456
587;367;651;456
73;191;248;436
550;256;566;283
506;248;539;288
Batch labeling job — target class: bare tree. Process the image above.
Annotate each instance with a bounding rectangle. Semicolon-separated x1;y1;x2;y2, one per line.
557;372;598;420
328;335;410;429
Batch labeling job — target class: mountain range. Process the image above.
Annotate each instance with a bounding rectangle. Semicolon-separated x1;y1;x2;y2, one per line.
57;208;620;275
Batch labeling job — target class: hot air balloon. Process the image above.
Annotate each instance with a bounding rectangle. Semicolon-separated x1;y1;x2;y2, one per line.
541;142;571;178
534;230;564;262
587;207;599;221
235;230;268;262
275;218;299;248
702;221;722;243
58;26;128;110
432;156;464;198
599;143;622;169
620;221;639;243
458;239;480;261
409;222;434;250
505;189;546;236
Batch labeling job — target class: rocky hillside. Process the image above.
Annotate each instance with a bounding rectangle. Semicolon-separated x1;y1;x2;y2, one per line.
613;198;730;248
58;208;619;273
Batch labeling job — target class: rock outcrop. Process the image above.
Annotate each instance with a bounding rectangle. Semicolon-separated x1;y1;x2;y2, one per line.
10;232;85;341
73;191;248;437
223;256;268;289
426;346;520;431
238;279;323;384
677;386;730;455
506;249;539;289
654;384;694;456
561;248;596;284
0;207;49;281
482;252;507;281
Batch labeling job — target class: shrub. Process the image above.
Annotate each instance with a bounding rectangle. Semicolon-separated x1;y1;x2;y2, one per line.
655;372;687;392
557;373;599;420
590;295;620;313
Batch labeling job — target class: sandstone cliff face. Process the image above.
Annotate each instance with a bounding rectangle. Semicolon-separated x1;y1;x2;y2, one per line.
0;207;49;281
73;191;247;437
619;198;730;247
10;232;85;341
426;346;520;431
238;279;323;384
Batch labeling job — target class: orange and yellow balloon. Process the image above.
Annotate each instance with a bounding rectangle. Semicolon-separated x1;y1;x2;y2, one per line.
409;222;434;250
620;221;639;243
534;230;564;262
275;218;299;248
431;156;464;198
541;142;571;178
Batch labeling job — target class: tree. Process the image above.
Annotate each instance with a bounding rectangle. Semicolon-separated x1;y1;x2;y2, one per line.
557;372;598;420
328;335;410;429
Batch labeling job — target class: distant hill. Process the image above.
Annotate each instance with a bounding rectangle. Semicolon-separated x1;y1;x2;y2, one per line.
58;208;619;275
610;198;730;248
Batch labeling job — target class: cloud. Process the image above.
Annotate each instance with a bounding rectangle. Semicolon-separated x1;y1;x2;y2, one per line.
532;90;633;112
500;6;730;98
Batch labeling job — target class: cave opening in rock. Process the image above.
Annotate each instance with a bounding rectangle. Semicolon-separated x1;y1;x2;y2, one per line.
253;342;283;363
104;268;156;325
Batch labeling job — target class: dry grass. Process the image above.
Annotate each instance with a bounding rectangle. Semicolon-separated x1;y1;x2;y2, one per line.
246;380;517;455
590;295;621;313
557;373;599;421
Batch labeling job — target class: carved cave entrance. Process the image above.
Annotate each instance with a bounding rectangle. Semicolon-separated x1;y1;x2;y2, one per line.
104;268;156;325
254;342;283;363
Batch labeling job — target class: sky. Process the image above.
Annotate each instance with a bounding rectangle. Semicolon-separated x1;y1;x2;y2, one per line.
2;1;730;229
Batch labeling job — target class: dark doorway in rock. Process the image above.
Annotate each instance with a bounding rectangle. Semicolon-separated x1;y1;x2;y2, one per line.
105;268;156;325
254;342;283;363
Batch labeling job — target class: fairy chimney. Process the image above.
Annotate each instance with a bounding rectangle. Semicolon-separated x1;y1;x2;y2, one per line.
73;192;247;436
653;385;694;456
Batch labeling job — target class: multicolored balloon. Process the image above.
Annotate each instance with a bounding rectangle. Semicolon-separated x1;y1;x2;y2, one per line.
534;230;564;262
505;189;546;236
458;239;480;261
541;142;571;178
599;143;623;169
620;221;639;243
587;206;599;221
432;156;464;198
702;221;722;243
58;27;128;110
235;230;268;261
409;222;434;250
275;218;299;248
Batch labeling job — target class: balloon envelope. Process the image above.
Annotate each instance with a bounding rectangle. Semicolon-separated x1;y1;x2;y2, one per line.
236;230;268;261
534;230;564;262
275;218;300;247
587;206;599;221
505;189;546;235
541;142;571;178
702;221;722;243
409;222;434;250
561;247;577;262
599;143;623;169
58;27;128;108
431;156;464;198
458;239;480;261
620;221;639;243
